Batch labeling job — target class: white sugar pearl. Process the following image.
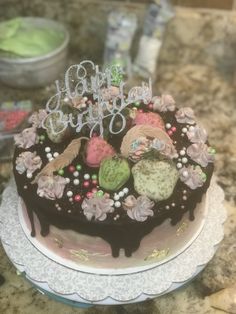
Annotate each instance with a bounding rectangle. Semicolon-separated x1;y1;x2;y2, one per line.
83;96;88;101
49;158;54;162
45;147;51;153
64;96;69;103
174;153;179;159
114;194;120;201
177;162;182;169
69;198;73;202
182;157;188;164
171;203;175;207
165;205;170;210
180;150;185;156
114;201;121;208
183;196;187;201
73;179;80;185
183;170;188;177
166;123;171;129
183;190;187;194
53;152;59;158
123;187;129;194
46;153;52;159
182;127;187;133
118;191;124;198
84;174;90;180
67;191;73;197
26;173;32;179
189;126;195;131
65;178;70;183
181;205;185;209
73;171;79;177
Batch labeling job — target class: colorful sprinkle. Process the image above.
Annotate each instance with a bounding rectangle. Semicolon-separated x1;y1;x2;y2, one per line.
76;164;82;171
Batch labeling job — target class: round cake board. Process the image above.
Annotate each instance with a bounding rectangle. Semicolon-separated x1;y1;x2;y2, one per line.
18;193;208;275
0;178;227;305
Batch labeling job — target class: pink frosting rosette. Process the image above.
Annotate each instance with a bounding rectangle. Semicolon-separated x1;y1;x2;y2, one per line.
187;143;215;167
14;127;38;149
81;195;114;221
16;151;42;176
187;125;207;143
85;137;116;167
175;107;195;125
123;195;154;222
179;165;206;189
101;86;120;101
134;112;165;130
28;110;48;128
37;175;67;200
152;94;176;112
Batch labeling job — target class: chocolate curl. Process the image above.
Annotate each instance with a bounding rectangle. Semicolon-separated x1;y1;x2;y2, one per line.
33;137;89;182
120;124;172;158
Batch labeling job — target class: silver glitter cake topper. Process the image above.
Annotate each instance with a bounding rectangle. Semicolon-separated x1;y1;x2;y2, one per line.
42;60;152;137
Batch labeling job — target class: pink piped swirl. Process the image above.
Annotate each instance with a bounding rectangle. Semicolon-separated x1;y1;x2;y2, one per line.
152;94;176;112
16;151;42;176
187;125;207;143
28;110;48;128
123;195;154;222
14;127;37;149
179;166;206;189
187;143;215;167
37;175;67;200
81;195;114;221
175;107;195;125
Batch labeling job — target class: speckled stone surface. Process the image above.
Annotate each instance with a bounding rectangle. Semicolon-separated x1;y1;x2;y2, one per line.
0;5;236;314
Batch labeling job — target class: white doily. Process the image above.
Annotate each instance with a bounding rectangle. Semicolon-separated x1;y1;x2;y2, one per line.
0;178;226;302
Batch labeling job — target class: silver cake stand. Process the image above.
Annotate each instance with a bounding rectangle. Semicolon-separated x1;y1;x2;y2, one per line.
0;178;226;306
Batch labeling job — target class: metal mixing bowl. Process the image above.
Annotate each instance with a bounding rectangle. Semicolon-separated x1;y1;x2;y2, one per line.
0;17;70;88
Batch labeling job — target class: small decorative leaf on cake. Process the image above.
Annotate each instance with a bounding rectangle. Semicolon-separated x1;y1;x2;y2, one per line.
14;127;38;149
81;195;114;221
44;111;70;143
132;160;179;201
134;112;165;130
120;125;173;158
129;137;150;162
151;139;177;159
187;143;215;167
34;137;88;180
179;165;207;189
37;175;67;200
175;107;195;124
99;156;130;191
85;137;116;168
187;125;208;143
16;151;42;176
123;195;154;222
152;94;176;112
28;109;48;128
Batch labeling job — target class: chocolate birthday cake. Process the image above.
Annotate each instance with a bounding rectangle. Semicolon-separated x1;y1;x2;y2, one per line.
13;61;215;257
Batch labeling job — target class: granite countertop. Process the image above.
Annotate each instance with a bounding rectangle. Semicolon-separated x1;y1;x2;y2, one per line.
0;7;236;314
